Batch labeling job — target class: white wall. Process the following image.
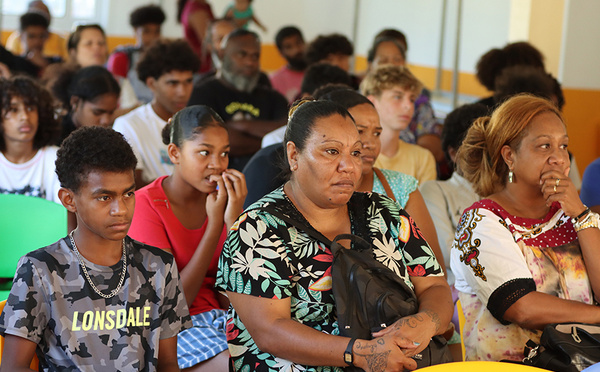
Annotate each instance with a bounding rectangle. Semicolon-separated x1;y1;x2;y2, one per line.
2;0;514;75
559;0;600;89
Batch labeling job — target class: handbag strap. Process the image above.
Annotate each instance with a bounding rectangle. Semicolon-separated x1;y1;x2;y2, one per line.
254;204;333;247
373;167;396;202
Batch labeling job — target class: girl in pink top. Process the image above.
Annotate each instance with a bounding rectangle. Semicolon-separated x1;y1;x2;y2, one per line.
129;105;247;371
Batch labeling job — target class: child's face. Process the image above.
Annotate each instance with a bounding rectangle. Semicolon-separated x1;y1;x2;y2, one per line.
134;24;161;49
72;170;136;242
172;125;230;194
371;86;416;132
235;0;250;9
21;25;48;53
72;93;118;129
2;96;39;145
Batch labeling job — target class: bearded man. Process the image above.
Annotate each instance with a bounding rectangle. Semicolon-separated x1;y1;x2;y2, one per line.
188;29;288;171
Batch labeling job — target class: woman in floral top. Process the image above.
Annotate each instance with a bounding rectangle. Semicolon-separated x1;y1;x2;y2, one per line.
450;95;600;361
216;99;453;372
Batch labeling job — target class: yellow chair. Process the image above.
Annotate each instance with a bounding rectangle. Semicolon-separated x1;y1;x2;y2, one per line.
0;194;67;300
0;300;39;369
456;299;466;361
419;361;550;371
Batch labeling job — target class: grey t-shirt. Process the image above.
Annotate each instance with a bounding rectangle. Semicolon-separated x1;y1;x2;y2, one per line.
0;236;192;371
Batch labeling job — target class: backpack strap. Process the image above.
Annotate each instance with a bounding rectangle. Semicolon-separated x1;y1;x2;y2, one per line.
373;167;396;202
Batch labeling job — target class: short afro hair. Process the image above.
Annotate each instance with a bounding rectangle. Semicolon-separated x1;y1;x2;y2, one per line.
493;65;555;106
0;76;59;152
305;34;353;66
275;26;303;50
20;12;49;31
55;127;137;193
301;63;351;96
130;4;166;28
476;41;545;91
136;38;200;83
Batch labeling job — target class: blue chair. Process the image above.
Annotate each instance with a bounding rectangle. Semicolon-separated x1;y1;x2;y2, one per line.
0;194;67;300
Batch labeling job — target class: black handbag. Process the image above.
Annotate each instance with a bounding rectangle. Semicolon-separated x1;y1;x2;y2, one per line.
256;204;452;371
329;234;452;371
522;323;600;371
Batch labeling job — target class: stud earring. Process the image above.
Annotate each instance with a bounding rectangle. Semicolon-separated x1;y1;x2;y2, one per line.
508;170;514;183
291;164;298;171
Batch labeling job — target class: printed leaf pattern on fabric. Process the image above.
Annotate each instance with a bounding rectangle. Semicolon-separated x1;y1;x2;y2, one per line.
215;187;443;371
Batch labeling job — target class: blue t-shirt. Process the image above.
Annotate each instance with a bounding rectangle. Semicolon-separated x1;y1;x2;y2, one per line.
581;158;600;207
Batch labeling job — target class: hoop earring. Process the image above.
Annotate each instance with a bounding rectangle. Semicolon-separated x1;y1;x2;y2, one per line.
508;170;514;183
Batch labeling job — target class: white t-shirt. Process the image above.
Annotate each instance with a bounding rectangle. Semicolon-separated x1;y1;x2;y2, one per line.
0;146;61;204
113;103;173;184
261;125;286;148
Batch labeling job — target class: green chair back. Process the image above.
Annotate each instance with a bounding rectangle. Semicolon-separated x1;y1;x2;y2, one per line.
0;194;67;289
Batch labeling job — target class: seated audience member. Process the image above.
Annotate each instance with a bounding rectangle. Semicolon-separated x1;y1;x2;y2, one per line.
200;18;235;78
270;26;307;103
420;103;488;285
66;24;108;68
0;76;60;203
217;99;453;371
367;36;406;70
320;87;446;275
50;65;120;144
107;4;166;104
581;157;600;214
128;105;246;371
367;35;443;167
451;95;600;362
244;66;352;208
305;33;360;89
475;41;545;109
493;65;582;190
5;0;68;61
113;39;200;189
188;29;288;171
44;24;138;110
197;19;271;88
16;12;62;71
361;65;437;184
0;126;191;370
177;0;215;72
260;62;351;148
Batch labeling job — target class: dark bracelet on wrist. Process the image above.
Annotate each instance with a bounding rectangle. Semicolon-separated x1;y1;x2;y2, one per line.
572;206;590;223
344;338;357;367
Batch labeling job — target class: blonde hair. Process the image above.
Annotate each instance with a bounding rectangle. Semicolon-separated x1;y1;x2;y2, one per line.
456;94;563;197
360;64;422;98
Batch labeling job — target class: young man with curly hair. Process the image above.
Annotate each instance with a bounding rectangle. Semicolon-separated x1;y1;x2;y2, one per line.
0;75;61;203
113;39;200;188
0;126;192;371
